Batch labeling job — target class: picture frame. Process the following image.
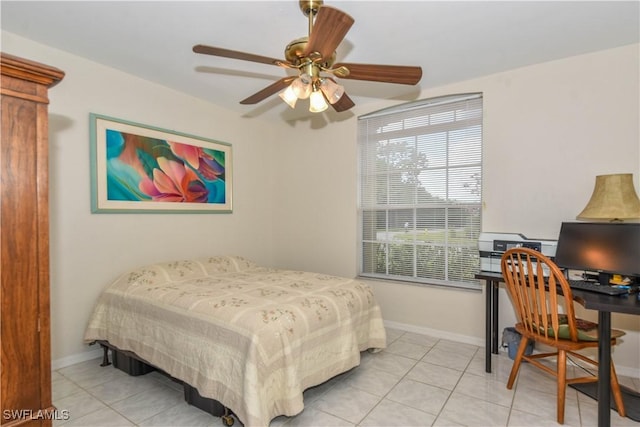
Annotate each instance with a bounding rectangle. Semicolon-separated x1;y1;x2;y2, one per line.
90;113;232;213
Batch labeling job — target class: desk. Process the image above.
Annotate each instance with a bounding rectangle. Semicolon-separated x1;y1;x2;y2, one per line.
475;272;640;427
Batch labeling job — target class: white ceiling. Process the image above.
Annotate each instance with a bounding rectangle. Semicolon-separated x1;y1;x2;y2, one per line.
2;1;639;121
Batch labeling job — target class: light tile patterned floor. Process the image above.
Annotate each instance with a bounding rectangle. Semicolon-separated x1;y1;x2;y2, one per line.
53;328;640;427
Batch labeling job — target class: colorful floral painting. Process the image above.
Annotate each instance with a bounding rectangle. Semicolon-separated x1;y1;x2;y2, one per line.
90;114;232;213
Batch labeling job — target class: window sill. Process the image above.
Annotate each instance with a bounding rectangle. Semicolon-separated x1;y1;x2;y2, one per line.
357;275;481;292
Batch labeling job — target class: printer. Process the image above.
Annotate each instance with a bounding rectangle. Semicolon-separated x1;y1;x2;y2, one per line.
479;232;557;274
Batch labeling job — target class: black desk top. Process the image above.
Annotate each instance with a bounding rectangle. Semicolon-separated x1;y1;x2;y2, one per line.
475;271;640;316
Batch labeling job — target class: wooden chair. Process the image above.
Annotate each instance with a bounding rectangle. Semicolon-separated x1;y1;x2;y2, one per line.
500;247;626;424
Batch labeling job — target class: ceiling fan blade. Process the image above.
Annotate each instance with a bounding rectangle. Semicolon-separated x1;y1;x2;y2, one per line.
331;92;355;112
304;6;354;61
193;44;291;68
333;63;423;85
240;77;296;105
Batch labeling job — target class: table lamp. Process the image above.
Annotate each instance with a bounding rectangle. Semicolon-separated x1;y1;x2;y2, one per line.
576;173;640;221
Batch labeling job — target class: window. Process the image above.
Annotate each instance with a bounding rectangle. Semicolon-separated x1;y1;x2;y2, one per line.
358;93;483;289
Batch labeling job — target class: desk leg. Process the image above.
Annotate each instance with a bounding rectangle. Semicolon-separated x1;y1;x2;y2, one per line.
485;280;492;373
598;311;611;427
492;282;499;354
484;279;500;373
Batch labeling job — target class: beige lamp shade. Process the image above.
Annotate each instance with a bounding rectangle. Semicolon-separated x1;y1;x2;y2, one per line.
576;173;640;221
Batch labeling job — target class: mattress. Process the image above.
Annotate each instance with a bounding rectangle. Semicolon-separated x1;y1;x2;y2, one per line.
84;255;386;426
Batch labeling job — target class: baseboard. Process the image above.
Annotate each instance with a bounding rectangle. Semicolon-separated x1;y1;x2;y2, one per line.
51;347;103;370
383;320;640;379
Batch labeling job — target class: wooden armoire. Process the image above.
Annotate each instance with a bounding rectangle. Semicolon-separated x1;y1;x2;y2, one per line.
1;53;64;426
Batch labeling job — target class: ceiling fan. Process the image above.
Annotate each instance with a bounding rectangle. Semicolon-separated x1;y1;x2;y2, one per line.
193;0;422;113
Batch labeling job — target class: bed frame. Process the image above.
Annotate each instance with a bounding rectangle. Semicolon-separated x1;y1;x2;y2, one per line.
93;340;235;426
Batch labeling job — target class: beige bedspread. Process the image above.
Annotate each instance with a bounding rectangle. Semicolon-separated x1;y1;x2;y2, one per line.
84;256;386;426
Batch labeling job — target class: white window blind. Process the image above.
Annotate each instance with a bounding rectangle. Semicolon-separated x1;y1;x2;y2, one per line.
357;93;483;289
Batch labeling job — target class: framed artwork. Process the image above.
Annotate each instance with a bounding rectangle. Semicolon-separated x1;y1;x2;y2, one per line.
90;113;232;213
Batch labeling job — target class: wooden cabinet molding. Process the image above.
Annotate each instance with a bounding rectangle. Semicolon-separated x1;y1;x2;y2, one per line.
1;52;64;427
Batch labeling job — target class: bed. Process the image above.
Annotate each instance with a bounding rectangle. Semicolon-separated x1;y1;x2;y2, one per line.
83;255;386;426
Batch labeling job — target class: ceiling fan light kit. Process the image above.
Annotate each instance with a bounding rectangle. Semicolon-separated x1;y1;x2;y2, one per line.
292;73;313;99
278;85;299;108
319;78;344;104
193;0;423;113
309;90;329;112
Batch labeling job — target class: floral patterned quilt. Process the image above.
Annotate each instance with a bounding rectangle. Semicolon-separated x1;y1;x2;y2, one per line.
84;256;386;426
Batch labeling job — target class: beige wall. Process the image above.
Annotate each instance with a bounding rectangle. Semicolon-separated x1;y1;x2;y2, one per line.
2;32;279;365
3;31;639;376
271;44;640;376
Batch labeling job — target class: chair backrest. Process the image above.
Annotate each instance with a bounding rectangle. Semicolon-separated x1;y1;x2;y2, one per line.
501;247;580;342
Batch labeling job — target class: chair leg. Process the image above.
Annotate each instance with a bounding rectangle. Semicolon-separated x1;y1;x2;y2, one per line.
506;337;529;389
610;362;626;417
557;350;567;425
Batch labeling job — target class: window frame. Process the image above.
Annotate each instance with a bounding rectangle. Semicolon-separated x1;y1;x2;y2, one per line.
357;93;483;290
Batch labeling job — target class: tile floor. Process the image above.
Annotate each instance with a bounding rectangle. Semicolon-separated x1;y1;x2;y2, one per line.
53;328;640;427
